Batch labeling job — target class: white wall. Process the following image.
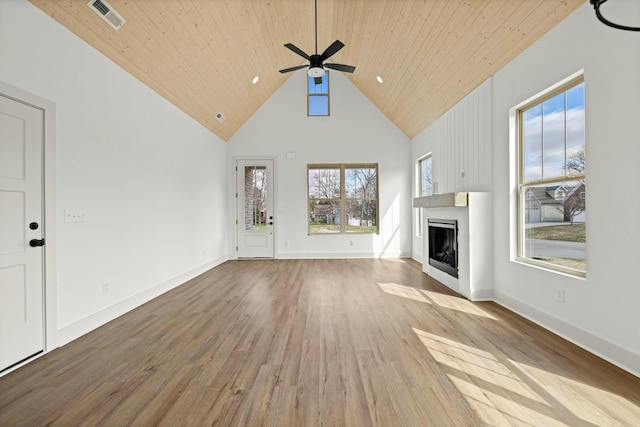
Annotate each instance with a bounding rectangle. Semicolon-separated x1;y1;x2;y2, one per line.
0;0;229;348
229;70;412;258
411;78;493;262
492;3;640;374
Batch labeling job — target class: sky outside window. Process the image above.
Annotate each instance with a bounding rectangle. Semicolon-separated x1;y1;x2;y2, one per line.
308;74;329;116
523;82;584;181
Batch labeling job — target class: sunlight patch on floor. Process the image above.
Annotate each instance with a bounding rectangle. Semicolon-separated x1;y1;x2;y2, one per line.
377;282;496;319
420;289;497;319
378;282;431;304
412;328;605;427
511;361;640;425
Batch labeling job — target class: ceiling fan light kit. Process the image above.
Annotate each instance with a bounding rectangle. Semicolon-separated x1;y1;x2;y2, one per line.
279;0;356;84
308;67;325;78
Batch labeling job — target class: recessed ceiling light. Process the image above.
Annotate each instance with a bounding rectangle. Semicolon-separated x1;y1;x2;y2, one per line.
252;76;259;84
376;76;384;83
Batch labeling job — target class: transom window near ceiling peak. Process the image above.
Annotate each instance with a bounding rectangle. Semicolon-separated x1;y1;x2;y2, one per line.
308;73;329;116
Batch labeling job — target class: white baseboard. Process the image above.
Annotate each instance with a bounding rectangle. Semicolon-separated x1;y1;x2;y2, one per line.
470;288;494;301
278;251;411;259
53;256;228;349
494;289;640;378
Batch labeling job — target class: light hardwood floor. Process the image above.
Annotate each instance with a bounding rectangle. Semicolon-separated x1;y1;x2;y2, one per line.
1;259;639;426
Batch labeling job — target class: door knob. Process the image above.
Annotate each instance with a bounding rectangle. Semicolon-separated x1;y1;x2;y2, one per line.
29;239;45;247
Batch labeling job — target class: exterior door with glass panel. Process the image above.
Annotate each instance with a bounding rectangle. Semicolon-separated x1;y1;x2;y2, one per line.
0;94;45;372
236;159;274;258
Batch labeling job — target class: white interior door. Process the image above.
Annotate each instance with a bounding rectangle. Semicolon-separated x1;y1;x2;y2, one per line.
0;94;45;372
236;159;274;258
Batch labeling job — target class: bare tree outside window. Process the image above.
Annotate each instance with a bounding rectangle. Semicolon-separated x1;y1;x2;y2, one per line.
245;167;267;231
558;149;586;224
567;149;586;175
420;156;433;196
345;167;377;233
309;168;340;199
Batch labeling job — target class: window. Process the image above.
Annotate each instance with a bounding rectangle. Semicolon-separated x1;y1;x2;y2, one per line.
243;165;267;231
308;164;378;234
416;154;433;236
308;73;329;116
517;75;585;276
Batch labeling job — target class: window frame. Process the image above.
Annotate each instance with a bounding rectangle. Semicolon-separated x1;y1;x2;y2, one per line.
307;72;330;117
516;73;586;277
416;154;433;237
307;163;379;235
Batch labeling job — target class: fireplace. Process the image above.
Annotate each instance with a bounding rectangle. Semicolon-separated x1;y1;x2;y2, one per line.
428;219;458;278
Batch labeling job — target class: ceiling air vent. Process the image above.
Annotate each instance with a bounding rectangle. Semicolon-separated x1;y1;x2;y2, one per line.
87;0;125;31
215;112;226;123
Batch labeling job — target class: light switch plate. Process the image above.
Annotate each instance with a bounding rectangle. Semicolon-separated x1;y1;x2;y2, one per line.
65;209;87;223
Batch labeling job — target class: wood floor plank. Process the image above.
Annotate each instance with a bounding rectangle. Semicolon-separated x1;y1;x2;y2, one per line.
1;259;639;426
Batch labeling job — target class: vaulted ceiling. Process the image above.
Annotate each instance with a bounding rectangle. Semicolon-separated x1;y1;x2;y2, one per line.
29;0;584;141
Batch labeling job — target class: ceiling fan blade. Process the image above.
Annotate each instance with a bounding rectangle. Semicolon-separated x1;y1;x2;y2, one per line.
324;63;356;73
314;76;323;85
284;43;310;60
279;65;309;73
320;40;345;61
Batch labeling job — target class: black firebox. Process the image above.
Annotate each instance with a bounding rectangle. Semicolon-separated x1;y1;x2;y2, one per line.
428;219;458;278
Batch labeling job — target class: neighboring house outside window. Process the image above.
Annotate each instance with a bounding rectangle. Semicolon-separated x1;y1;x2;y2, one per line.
517;75;586;276
416;154;433;236
308;73;329;116
308;164;378;234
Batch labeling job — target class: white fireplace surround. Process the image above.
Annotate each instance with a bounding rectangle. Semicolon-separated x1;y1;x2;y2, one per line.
413;192;493;300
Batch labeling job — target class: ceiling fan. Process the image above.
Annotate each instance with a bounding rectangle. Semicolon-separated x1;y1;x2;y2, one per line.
279;0;356;84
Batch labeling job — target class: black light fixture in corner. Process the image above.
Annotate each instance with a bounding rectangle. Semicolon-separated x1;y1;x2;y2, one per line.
590;0;640;31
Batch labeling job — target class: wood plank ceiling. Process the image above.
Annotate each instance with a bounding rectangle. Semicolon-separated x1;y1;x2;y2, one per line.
29;0;584;141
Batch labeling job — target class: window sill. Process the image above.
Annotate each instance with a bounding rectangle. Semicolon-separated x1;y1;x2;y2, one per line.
513;257;586;280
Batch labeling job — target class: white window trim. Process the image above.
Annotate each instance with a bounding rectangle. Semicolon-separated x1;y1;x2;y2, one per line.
307;72;330;117
307;163;379;235
511;70;586;278
415;153;433;237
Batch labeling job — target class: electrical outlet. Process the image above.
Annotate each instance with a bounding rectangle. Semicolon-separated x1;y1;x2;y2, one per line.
102;282;109;294
556;289;565;303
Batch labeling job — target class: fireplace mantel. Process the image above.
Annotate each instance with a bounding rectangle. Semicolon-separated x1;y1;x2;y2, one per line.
413;192;468;208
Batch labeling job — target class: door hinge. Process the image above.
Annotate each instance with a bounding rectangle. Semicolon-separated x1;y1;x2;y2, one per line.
236;192;238;198
236;166;238;171
236;246;238;251
236;219;238;224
